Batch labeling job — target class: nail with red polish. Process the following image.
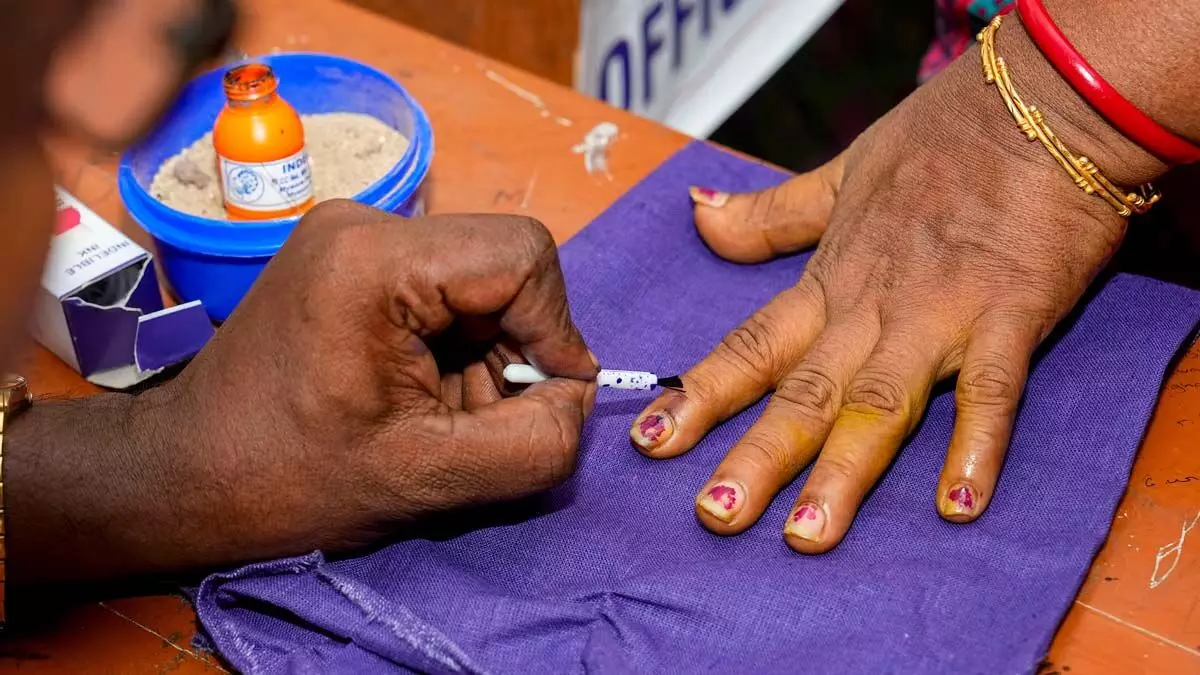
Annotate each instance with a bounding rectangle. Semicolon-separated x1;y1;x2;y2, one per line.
688;185;729;208
942;483;977;518
784;503;826;543
630;411;674;450
696;481;745;523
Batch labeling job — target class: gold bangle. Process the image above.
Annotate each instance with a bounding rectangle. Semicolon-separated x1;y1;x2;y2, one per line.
978;16;1160;217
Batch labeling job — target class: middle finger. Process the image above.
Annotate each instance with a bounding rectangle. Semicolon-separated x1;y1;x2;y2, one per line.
462;361;504;410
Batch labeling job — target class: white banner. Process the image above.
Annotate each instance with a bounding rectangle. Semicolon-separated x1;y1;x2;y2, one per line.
577;0;843;138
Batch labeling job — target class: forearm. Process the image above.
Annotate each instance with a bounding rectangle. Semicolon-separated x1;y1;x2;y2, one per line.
4;389;203;583
3;378;407;586
1047;0;1200;144
981;0;1200;187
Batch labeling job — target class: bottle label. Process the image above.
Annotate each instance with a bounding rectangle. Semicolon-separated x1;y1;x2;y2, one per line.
219;150;313;212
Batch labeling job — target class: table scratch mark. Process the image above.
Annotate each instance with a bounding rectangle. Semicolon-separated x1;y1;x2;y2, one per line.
1074;601;1200;658
485;69;544;107
1149;511;1200;589
483;69;574;127
520;171;538;211
99;602;229;673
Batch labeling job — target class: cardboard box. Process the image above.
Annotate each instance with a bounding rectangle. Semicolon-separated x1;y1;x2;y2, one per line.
30;188;214;389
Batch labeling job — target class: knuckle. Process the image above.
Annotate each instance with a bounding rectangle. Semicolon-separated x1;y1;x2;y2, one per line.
843;369;909;418
774;367;840;420
801;256;841;305
987;306;1056;343
304;196;357;219
317;218;375;267
547;445;580;485
737;434;795;475
746;188;784;231
507;216;558;279
510;215;555;252
814;454;860;485
678;366;723;407
958;357;1022;410
314;211;374;261
296;198;368;236
718;315;785;384
525;406;581;489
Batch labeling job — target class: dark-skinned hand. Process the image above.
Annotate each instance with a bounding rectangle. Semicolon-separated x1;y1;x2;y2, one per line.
9;202;598;581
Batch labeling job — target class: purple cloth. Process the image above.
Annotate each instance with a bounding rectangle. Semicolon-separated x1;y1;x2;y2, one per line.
194;142;1200;674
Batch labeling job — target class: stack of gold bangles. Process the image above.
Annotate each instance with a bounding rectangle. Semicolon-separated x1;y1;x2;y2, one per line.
978;16;1159;217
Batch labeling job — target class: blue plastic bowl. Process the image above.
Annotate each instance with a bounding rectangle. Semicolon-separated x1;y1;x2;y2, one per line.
119;52;433;321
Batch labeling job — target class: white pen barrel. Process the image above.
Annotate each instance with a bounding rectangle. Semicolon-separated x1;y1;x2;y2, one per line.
503;364;660;391
596;369;658;390
502;363;548;384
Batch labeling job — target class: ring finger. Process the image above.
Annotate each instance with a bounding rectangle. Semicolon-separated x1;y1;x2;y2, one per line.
783;325;946;552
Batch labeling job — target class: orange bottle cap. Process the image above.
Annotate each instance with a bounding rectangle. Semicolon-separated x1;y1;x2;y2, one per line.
223;63;279;103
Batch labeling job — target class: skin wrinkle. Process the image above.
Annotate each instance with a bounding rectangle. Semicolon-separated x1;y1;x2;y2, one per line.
720;321;786;386
844;368;914;420
1036;0;1200;166
774;368;841;421
734;435;799;477
958;365;1022;411
501;273;544;347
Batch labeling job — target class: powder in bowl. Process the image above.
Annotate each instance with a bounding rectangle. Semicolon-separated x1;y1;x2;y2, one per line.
150;112;410;219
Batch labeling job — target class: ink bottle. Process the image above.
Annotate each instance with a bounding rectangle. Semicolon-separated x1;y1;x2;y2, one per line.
213;63;315;220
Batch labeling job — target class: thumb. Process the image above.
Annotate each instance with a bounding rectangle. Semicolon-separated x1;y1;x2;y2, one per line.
447;377;595;499
688;153;844;264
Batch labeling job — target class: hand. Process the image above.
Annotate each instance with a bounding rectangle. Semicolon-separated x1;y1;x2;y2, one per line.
8;201;598;581
627;26;1161;552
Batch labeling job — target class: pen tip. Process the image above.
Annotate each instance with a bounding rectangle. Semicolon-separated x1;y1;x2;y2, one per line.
657;375;684;391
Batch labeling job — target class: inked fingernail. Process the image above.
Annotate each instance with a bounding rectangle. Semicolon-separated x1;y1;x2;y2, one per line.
696;481;745;523
689;185;729;208
942;484;977;518
630;411;674;450
784;503;826;542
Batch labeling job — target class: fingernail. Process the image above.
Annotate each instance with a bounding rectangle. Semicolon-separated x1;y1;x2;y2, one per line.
689;185;729;208
696;481;745;523
784;503;826;542
587;349;601;371
630;411;674;450
942;483;977;518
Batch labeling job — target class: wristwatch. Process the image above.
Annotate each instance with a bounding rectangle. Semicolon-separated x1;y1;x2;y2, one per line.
0;374;31;628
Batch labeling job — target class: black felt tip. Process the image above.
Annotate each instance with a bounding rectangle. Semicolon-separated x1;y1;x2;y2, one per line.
657;375;684;391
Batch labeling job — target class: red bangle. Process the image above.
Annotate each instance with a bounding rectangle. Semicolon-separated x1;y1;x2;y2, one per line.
1017;0;1200;165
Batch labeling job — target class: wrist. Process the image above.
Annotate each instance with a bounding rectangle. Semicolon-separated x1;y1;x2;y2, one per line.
993;10;1167;187
1040;0;1200;149
5;389;203;582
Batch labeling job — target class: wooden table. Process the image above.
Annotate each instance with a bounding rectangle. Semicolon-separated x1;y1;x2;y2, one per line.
4;0;1199;672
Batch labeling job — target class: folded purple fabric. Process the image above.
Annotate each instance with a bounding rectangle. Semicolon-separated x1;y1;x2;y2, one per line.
194;142;1200;674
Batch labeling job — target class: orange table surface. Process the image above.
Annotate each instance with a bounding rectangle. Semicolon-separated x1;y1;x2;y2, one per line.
3;0;1199;672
